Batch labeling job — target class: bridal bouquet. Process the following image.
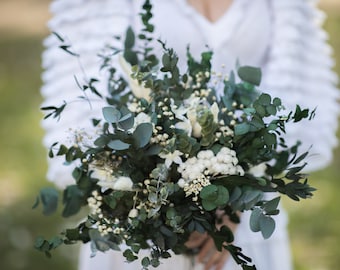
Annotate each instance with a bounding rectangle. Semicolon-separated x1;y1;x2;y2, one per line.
34;1;315;269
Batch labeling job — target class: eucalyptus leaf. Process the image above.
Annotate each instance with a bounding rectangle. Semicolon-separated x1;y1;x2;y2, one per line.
103;107;121;123
202;200;216;211
249;208;262;232
200;185;218;200
234;123;250;136
108;140;130;150
62;185;83;218
259;215;275;239
133;123;153;148
263;197;281;213
237;66;262;86
40;187;59;216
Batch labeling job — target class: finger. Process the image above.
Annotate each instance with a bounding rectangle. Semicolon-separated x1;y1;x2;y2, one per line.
197;237;215;263
214;251;230;270
185;232;208;249
204;249;229;270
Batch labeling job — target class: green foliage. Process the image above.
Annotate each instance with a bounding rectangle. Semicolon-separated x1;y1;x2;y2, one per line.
34;236;64;258
34;1;319;269
237;66;262;86
200;185;229;211
102;106;121;123
62;185;84;218
133;123;153;148
33;187;59;216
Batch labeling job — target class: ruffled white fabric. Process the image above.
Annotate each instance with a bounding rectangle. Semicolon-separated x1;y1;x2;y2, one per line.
40;0;339;269
41;0;134;188
261;0;340;172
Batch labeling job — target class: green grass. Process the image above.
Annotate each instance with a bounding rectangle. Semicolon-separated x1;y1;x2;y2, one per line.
0;9;339;270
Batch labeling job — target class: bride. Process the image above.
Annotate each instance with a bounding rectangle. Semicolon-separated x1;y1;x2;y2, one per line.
41;0;339;269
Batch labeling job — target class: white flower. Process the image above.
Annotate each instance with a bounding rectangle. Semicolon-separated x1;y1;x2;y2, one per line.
90;165;115;184
197;150;214;159
170;99;188;121
119;55;151;101
90;164;133;191
112;176;134;191
210;102;219;123
128;208;139;218
177;178;186;188
175;118;192;136
187;108;202;138
159;150;183;168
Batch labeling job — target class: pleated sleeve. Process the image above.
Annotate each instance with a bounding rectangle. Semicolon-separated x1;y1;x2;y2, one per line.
41;0;134;188
261;0;339;172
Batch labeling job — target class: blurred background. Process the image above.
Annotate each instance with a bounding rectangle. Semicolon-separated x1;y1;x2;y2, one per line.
0;0;339;269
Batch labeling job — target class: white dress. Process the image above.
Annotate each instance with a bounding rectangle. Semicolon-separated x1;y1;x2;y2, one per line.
41;0;339;269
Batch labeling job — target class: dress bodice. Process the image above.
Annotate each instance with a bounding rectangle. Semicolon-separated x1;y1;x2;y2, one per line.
133;0;271;74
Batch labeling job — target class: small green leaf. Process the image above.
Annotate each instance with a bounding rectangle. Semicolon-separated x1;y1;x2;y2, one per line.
107;140;130;150
263;197;281;213
49;236;63;249
145;145;162;155
250;208;262;232
200;185;218;200
234;123;250;136
132;123;153;148
238;66;262;86
62;185;83;217
40;187;59;216
142;257;151;267
293;151;309;165
34;236;45;249
166;208;176;219
266;104;277;116
229;187;242;203
293;105;309;122
102;107;121;123
215;186;229;205
124;50;138;66
57;144;68;156
273;97;282;107
257;94;271;105
118;109;134;130
124;27;135;49
202;200;216;211
259;215;275;239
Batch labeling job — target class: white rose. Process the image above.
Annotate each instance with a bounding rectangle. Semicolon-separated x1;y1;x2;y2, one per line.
119;55;151;101
113;176;134;191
